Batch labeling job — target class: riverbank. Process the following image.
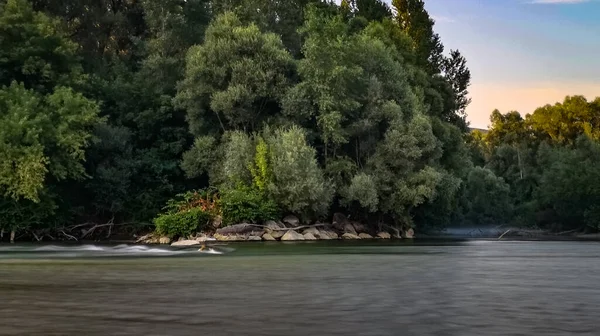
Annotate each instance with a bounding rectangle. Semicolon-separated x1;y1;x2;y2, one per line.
137;214;412;246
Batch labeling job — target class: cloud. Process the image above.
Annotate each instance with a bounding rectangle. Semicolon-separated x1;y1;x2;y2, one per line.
431;15;455;23
529;0;590;4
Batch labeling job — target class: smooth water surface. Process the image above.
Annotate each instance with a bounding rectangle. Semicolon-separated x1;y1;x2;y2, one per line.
1;240;599;335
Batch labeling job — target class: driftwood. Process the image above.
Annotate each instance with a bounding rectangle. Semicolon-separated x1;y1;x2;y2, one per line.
9;220;151;243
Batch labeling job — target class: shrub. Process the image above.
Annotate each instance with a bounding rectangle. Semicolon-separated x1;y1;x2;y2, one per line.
153;189;220;238
220;185;279;225
154;207;212;238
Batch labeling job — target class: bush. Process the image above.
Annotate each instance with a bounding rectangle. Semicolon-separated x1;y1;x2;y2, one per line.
153;189;220;238
154;207;212;238
220;185;279;225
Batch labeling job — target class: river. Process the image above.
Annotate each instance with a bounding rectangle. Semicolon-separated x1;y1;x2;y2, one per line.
1;240;599;335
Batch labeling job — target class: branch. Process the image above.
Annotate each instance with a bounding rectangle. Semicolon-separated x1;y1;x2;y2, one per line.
498;229;511;240
60;230;78;241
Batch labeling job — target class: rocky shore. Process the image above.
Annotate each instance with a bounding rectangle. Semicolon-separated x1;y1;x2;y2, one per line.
137;213;414;246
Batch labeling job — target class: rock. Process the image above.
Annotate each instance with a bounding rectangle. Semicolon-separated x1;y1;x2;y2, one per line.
264;220;285;238
216;223;257;236
171;239;200;246
352;222;366;234
196;236;216;242
214;233;228;241
283;215;300;227
136;233;158;244
247;236;262;241
343;223;357;235
302;227;320;236
281;230;305;241
303;232;317;240
158;237;172;244
404;228;415;239
342;233;361;240
262;233;276;241
317;230;332;240
358;233;373;239
270;230;285;239
377;232;391;239
265;220;284;230
323;230;339;239
332;213;349;231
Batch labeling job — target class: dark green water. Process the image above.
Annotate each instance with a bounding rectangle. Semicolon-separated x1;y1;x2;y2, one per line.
1;240;600;335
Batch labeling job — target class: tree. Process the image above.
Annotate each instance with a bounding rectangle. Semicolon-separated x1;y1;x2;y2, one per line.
0;0;82;92
537;136;600;231
458;167;512;226
442;49;471;126
176;12;295;135
392;0;444;74
0;82;100;235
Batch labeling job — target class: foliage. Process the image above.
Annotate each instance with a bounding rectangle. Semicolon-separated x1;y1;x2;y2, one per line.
536;137;600;231
0;82;100;202
3;0;485;239
458;167;512;226
176;12;295;134
153;188;219;237
265;126;333;218
220;185;279;225
154;207;212;238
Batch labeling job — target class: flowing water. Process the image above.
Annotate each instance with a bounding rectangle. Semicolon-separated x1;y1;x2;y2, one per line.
1;240;600;335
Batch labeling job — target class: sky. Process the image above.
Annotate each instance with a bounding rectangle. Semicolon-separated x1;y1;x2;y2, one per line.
422;0;600;128
346;0;600;128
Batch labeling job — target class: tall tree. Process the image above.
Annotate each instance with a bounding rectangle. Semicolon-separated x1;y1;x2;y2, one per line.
392;0;444;74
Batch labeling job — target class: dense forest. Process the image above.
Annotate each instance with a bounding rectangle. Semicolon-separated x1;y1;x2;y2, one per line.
0;0;598;242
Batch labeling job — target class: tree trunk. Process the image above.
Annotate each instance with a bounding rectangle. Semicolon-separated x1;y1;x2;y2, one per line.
10;230;15;243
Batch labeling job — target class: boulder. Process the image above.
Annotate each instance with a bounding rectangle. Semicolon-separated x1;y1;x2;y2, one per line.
214;233;229;241
216;223;258;236
317;230;332;240
377;232;391;239
358;233;373;239
323;230;339;239
270;230;285;239
265;220;284;231
342;233;361;240
332;213;349;231
262;233;276;241
171;239;200;247
343;223;357;235
158;237;172;244
404;228;415;239
281;230;305;241
352;222;366;234
303;232;317;240
283;215;300;227
302;227;320;236
196;236;216;242
136;233;159;244
247;236;262;241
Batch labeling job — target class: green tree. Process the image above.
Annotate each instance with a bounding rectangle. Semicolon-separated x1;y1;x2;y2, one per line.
176;12;295;135
0;0;82;92
0;82;100;234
